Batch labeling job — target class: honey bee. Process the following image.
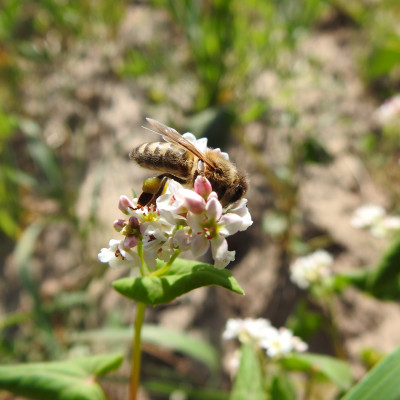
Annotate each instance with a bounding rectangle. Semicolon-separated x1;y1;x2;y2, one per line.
129;118;248;207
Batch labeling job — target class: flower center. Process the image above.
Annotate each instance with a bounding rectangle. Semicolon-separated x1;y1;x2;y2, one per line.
201;218;219;240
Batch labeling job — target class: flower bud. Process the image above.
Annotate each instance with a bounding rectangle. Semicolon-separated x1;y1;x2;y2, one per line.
118;195;134;214
129;216;140;228
123;235;139;249
113;219;127;232
182;189;206;214
194;176;212;198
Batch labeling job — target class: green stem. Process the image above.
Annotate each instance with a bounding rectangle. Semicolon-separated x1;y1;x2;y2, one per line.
137;241;149;276
129;302;146;400
151;249;181;277
323;296;347;360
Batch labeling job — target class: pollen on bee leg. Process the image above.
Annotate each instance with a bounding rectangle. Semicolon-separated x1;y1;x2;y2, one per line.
142;177;162;194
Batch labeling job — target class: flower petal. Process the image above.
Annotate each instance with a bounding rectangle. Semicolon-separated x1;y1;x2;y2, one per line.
206;197;222;220
191;234;209;257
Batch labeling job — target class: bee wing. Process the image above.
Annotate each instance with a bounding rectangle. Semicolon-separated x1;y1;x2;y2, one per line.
145;118;216;169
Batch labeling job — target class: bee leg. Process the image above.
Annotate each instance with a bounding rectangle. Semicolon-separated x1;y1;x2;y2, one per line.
136;174;187;208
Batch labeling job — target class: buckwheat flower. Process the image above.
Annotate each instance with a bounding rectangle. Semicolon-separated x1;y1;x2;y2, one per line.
118;195;135;214
375;94;400;125
173;226;192;251
187;195;243;268
261;327;307;358
98;239;141;269
290;250;333;289
370;215;400;239
223;318;273;344
350;204;386;230
182;132;229;159
141;224;175;268
225;198;253;231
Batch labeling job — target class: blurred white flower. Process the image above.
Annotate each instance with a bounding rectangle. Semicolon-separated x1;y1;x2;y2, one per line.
375;94;400;125
350;204;386;229
223;318;308;359
351;204;400;239
290;250;333;289
261;327;308;358
222;318;273;344
370;215;400;239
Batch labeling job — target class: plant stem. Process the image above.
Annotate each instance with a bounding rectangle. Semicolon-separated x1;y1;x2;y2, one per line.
151;249;181;277
129;302;146;400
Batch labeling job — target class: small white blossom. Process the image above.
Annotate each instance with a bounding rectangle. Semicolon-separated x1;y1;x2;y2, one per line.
261;327;308;358
370;216;400;238
187;194;243;268
223;318;308;359
290;250;333;289
351;204;400;239
98;239;141;269
223;318;273;344
375;94;400;125
350;204;386;229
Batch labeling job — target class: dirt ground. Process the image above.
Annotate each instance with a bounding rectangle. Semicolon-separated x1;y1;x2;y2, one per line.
2;4;400;399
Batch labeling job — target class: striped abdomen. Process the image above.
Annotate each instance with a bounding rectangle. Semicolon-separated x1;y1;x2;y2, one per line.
129;142;195;178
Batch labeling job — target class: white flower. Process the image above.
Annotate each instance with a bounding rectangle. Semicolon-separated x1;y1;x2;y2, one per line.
98;239;141;269
290;250;333;289
187;195;243;268
351;204;400;239
350;204;386;229
156;180;192;223
375;94;400;125
142;224;174;268
182;132;229;160
223;318;308;358
223;318;273;344
261;327;307;358
370;216;400;238
225;198;253;231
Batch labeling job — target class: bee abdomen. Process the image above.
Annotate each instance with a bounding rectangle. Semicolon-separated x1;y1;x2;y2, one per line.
130;142;193;177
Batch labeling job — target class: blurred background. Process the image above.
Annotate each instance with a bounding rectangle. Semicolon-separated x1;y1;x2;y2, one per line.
1;0;400;399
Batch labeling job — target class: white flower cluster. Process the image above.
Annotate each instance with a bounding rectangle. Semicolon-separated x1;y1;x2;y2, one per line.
290;250;333;289
351;204;400;239
98;164;252;271
223;318;307;358
375;94;400;126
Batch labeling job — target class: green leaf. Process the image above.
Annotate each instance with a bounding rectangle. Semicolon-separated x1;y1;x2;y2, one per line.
282;353;352;391
0;353;123;400
301;137;333;165
270;371;296;400
71;324;219;371
142;324;219;371
144;380;229;400
113;258;244;305
230;343;265;400
339;233;400;300
341;347;400;400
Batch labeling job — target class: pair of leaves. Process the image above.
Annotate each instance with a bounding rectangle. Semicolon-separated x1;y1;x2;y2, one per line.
0;353;123;400
113;258;245;305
